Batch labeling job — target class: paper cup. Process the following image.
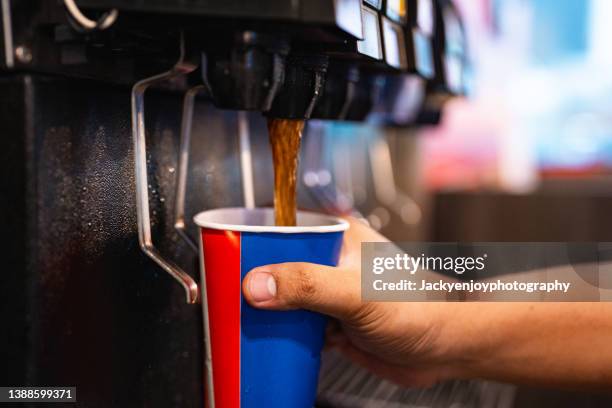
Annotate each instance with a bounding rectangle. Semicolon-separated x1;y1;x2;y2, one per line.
194;207;348;408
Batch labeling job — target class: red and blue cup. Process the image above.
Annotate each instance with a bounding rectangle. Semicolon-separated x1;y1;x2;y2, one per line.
194;207;349;408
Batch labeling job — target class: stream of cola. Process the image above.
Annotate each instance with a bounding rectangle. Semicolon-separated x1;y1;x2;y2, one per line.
267;118;305;226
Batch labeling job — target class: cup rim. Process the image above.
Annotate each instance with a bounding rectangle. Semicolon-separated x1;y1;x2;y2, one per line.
193;207;349;233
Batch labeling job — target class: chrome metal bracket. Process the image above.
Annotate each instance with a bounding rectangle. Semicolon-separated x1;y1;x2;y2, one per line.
305;71;325;119
131;36;200;304
173;93;256;255
238;111;255;209
174;85;206;252
1;0;14;68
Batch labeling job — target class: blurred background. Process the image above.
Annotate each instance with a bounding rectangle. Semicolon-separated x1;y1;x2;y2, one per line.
306;2;612;404
292;0;612;246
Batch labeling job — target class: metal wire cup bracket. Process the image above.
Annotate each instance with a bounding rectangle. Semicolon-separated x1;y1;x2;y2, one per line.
174;85;206;252
173;90;257;251
130;41;200;304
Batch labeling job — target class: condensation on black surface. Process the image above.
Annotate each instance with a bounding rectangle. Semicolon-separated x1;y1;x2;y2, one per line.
0;75;244;407
0;76;29;387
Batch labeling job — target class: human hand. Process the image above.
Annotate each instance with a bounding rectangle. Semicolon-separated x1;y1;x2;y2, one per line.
241;217;460;387
242;218;612;389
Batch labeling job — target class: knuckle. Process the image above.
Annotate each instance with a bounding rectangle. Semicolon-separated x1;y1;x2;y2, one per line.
350;301;382;327
290;265;317;306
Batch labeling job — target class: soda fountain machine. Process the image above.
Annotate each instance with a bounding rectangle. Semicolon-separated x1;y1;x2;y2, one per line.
0;1;487;406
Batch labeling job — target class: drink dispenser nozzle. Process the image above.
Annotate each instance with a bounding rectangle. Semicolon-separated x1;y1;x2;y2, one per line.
311;64;360;121
310;67;385;122
266;54;329;119
202;31;289;111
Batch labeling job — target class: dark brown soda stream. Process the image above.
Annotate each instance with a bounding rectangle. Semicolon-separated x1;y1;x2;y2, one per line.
267;118;305;226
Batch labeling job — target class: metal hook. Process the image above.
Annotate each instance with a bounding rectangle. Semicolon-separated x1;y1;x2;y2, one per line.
238;111;255;209
131;35;200;304
174;98;256;253
63;0;118;31
1;0;14;68
305;71;325;119
174;85;206;252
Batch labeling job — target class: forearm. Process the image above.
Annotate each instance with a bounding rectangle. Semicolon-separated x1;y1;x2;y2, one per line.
442;303;612;389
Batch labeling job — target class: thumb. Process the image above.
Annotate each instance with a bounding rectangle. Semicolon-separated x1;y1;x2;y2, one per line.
242;262;361;321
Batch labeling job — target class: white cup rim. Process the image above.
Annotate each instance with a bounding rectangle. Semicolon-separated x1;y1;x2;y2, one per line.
193;207;349;233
